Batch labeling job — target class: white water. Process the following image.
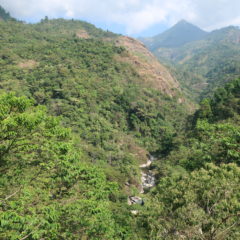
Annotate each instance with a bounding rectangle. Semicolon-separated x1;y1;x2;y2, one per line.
128;155;156;207
139;155;155;193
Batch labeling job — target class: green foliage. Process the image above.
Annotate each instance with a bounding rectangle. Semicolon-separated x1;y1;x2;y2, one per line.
196;98;213;119
0;93;132;239
2;8;239;239
160;79;240;172
0;18;187;173
181;120;240;170
147;163;240;239
0;15;188;239
196;78;240;122
142;79;240;239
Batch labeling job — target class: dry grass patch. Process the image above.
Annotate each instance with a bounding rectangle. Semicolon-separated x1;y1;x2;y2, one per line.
18;60;38;69
76;29;90;39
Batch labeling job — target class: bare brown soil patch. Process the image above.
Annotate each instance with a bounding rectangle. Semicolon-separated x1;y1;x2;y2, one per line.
115;36;180;97
18;60;38;69
76;29;90;39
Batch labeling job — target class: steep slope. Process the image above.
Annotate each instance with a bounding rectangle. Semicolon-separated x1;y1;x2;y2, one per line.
0;11;193;239
0;17;189;187
140;20;207;50
115;36;180;97
143;78;240;239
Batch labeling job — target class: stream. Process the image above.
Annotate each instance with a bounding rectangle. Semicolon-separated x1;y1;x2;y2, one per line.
139;155;156;194
128;155;156;208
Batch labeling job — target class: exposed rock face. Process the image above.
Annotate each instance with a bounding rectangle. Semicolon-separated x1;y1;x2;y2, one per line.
128;196;144;206
141;171;155;192
115;36;181;97
139;159;152;168
127;155;156;207
130;210;139;215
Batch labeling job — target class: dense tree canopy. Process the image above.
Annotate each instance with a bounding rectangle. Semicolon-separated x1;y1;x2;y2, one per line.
0;93;133;239
0;7;239;239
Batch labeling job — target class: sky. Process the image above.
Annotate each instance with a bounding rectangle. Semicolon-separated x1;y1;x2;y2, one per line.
1;0;240;37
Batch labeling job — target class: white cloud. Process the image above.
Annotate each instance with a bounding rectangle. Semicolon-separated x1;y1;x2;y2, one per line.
0;0;240;35
110;1;196;34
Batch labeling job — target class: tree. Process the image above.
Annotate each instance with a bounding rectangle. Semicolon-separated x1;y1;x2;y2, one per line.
0;93;123;240
147;163;240;240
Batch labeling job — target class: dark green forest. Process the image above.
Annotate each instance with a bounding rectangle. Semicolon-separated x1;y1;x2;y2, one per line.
0;8;240;239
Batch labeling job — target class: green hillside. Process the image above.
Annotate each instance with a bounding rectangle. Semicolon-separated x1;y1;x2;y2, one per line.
145;78;240;239
0;13;189;239
0;6;240;239
0;18;187;155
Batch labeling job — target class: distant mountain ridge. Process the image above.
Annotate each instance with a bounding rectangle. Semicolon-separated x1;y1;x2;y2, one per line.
140;20;240;100
205;26;240;44
140;20;208;50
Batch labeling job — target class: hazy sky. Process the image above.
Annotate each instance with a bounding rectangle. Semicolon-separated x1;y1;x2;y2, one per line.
1;0;240;37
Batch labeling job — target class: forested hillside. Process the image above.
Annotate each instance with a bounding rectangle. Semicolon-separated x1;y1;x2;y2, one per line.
0;10;188;239
0;7;240;239
142;78;240;239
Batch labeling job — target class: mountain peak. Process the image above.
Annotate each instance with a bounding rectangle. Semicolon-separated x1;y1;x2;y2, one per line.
140;20;207;49
176;19;190;25
173;19;205;31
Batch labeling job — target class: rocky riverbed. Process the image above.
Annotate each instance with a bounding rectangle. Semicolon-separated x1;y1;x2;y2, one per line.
140;155;155;193
128;155;156;207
